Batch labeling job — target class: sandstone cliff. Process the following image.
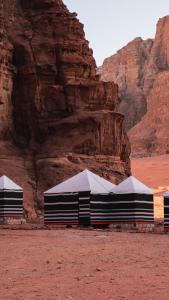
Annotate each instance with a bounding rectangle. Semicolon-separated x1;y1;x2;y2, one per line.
101;16;169;157
129;16;169;156
0;0;130;218
101;37;153;130
129;71;169;156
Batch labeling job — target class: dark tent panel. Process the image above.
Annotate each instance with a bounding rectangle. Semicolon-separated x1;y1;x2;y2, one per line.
164;192;169;229
90;193;153;224
110;176;154;225
0;191;23;218
109;194;154;223
90;194;112;225
78;191;91;226
44;169;116;226
44;193;79;225
0;175;23;224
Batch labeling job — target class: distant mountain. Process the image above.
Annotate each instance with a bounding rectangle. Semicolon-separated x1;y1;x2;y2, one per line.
101;37;153;131
101;16;169;157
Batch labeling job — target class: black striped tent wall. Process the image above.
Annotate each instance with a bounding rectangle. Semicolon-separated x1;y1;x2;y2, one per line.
44;193;79;225
108;193;154;224
0;190;23;219
45;191;111;226
110;176;154;225
78;192;90;226
44;192;91;226
164;194;169;229
90;194;111;225
44;169;116;226
90;193;153;224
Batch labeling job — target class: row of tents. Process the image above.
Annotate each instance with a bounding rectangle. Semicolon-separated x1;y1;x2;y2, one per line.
44;169;154;226
0;171;169;228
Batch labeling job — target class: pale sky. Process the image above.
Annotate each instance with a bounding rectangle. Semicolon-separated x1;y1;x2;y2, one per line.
64;0;169;66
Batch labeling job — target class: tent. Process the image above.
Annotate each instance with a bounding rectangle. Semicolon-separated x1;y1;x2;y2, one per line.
164;191;169;229
0;175;23;222
109;176;154;224
44;169;116;226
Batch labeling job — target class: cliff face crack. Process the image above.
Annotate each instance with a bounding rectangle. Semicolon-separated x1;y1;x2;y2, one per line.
28;39;43;114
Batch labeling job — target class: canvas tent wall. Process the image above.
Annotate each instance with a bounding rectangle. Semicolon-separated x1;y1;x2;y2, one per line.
90;193;115;225
109;176;154;224
164;191;169;229
0;175;23;223
86;171;116;225
44;169;116;226
44;192;79;226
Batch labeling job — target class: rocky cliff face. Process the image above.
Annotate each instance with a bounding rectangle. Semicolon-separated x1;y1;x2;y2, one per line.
101;37;153;130
129;71;169;156
0;0;130;218
129;16;169;156
101;16;169;157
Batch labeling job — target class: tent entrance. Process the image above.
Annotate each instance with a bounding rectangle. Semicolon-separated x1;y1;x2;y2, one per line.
78;192;90;226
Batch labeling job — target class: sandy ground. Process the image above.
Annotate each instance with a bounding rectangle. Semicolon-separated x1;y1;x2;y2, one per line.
1;229;169;300
1;155;169;300
132;154;169;219
132;154;169;194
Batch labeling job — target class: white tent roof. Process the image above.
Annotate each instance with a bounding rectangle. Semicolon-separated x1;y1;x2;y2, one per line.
0;175;22;191
111;176;153;195
44;169;116;194
87;171;116;192
164;191;169;197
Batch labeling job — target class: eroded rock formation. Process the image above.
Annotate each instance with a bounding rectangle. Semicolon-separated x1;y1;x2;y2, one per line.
101;16;169;157
0;0;130;218
129;71;169;156
101;37;154;130
129;17;169;156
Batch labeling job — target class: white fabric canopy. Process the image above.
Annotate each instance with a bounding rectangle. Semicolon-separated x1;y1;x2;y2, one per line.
164;191;169;197
45;169;116;194
0;175;22;191
88;171;116;192
111;176;153;195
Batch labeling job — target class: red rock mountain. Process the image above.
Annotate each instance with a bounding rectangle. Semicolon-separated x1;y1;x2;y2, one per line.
101;16;169;157
0;0;130;218
101;37;153;130
129;17;169;156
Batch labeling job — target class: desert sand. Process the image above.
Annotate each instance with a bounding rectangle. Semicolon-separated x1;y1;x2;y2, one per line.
132;154;169;194
132;154;169;219
1;229;169;300
1;155;169;300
